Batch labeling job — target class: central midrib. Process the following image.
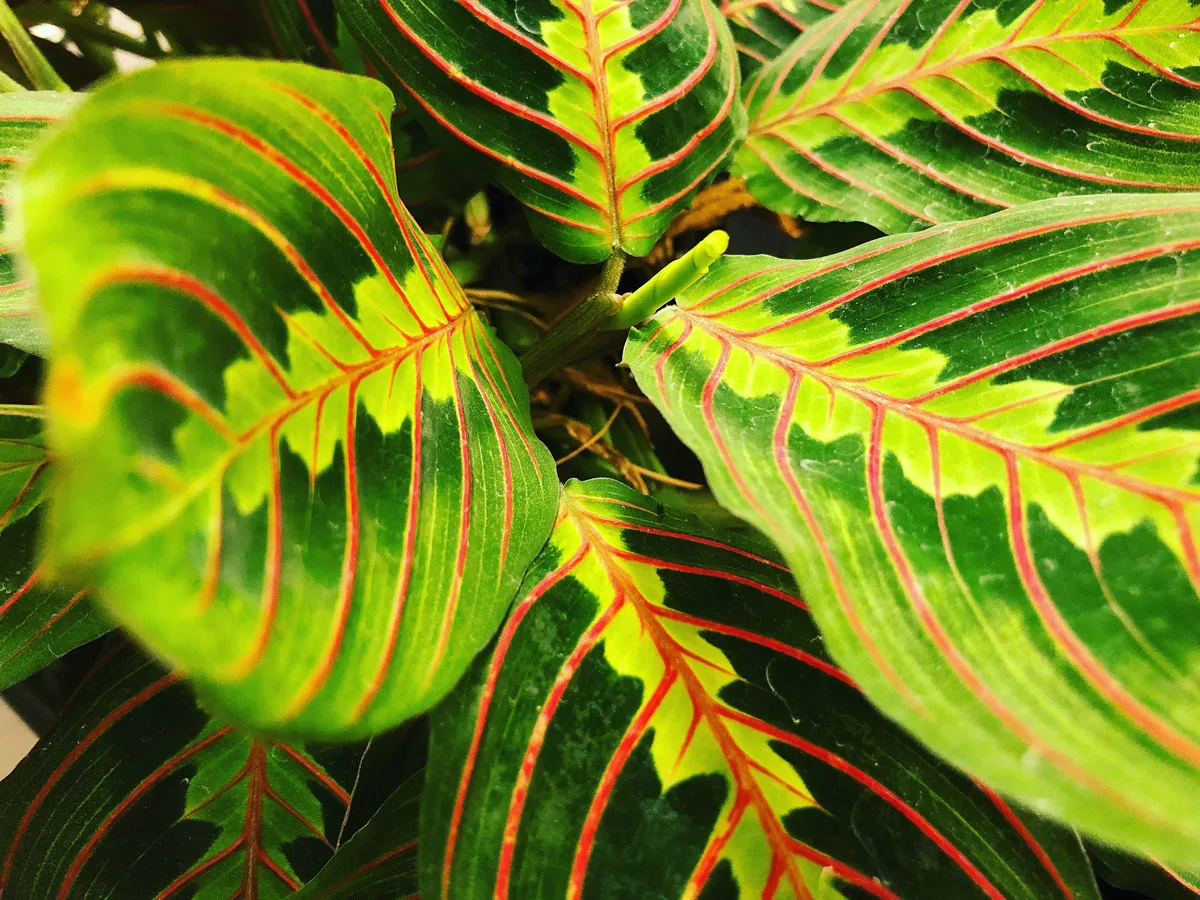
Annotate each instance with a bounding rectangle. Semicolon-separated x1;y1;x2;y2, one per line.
578;0;623;250
677;308;1200;509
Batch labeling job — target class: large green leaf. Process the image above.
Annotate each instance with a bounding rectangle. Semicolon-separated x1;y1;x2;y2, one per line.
625;193;1200;862
0;640;407;898
293;772;421;899
421;478;1102;899
722;0;843;78
257;0;475;221
336;0;747;263
19;59;559;738
0;406;108;691
735;0;1200;234
0;91;76;356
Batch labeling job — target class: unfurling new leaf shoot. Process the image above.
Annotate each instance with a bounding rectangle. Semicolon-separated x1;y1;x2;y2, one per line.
608;230;730;330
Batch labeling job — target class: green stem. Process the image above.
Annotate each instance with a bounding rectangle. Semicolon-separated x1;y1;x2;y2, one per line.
607;230;728;331
18;3;163;59
0;66;23;92
0;0;66;90
520;251;625;386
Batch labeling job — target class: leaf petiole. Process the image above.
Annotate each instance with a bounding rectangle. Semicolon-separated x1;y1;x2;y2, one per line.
518;250;625;385
606;230;728;331
0;0;67;90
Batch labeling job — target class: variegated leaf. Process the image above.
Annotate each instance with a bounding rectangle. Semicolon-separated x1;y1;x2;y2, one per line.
421;478;1103;900
0;641;403;899
336;0;747;262
722;0;844;78
257;1;477;226
18;59;559;738
0;91;75;356
736;0;1200;233
0;405;108;691
625;194;1200;862
294;772;422;899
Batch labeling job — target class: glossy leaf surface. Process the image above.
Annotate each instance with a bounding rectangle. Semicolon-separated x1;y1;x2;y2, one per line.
722;0;843;78
626;193;1200;862
337;0;747;263
0;406;107;691
294;772;421;899
0;641;387;899
736;0;1200;233
421;478;1102;900
21;59;559;738
0;91;75;355
257;0;472;221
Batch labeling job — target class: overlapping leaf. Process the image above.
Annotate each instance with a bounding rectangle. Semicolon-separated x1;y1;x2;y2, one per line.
258;0;363;70
421;478;1102;899
258;1;474;228
722;0;843;78
0;406;107;691
0;91;75;355
625;193;1200;862
336;0;746;263
736;0;1200;233
294;773;421;899
1090;843;1200;899
0;641;398;899
19;59;559;738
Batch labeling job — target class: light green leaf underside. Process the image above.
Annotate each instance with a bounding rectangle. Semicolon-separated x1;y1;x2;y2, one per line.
625;193;1200;863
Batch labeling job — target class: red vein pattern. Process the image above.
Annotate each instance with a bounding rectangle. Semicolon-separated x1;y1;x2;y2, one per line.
259;0;347;69
252;0;470;223
736;0;1200;234
290;774;423;899
424;479;1098;899
0;645;383;899
338;0;745;261
721;0;845;77
0;405;108;690
625;192;1200;863
23;59;558;739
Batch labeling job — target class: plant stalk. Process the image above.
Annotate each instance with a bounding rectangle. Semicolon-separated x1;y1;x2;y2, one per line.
520;251;625;386
19;3;164;59
0;0;67;90
607;230;728;331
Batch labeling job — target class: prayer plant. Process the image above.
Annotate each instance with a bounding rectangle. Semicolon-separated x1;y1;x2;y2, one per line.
0;0;1198;897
